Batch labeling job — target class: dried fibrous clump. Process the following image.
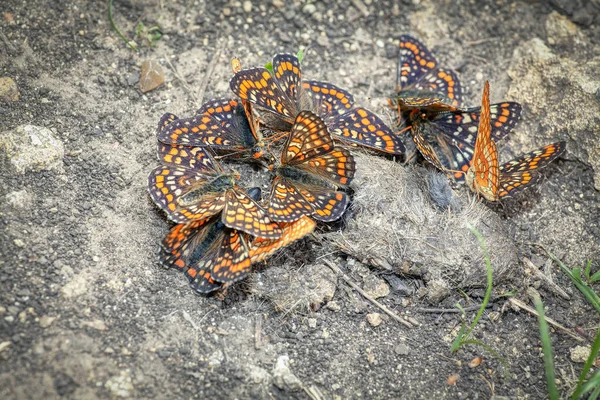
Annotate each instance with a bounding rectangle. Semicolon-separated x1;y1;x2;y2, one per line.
325;153;519;302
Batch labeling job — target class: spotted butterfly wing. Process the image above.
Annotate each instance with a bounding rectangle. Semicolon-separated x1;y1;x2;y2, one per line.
466;81;500;201
327;107;406;155
229;64;297;123
157;99;261;157
395;35;462;110
250;216;317;263
498;141;566;198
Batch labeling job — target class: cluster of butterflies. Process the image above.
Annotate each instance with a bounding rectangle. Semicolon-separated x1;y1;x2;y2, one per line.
390;35;566;202
148;36;566;296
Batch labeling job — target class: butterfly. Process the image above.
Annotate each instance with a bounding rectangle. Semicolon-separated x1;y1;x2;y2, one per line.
160;194;317;295
466;81;566;201
391;35;462;114
268;110;355;223
230;53;405;155
148;142;282;239
160;187;262;294
409;101;522;182
156;97;265;160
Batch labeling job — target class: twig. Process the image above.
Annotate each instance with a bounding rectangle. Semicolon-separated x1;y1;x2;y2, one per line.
508;297;584;342
350;0;370;17
254;315;262;349
522;257;570;300
324;260;413;328
195;39;224;106
467;38;497;46
0;29;17;54
415;303;495;313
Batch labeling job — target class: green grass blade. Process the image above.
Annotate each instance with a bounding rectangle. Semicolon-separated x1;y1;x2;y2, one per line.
572;327;600;399
547;252;600;314
450;323;467;352
534;297;560;400
108;0;138;51
578;369;600;399
589;269;600;284
464;224;493;340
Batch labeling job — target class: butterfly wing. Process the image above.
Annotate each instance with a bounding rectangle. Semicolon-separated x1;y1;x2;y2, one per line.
301;80;355;122
498;141;566;198
328;108;406;155
222;188;282;239
250;216;317;263
396;35;462;108
281;110;335;165
229;67;297;123
148;165;226;223
267;176;315;223
466;81;500;201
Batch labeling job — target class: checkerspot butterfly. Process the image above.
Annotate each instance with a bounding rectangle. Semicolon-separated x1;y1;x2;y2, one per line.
156;97;265;160
160;191;317;295
466;81;566;201
410;101;522;182
148;143;282;238
229;53;405;155
268;110;355;222
392;35;462;113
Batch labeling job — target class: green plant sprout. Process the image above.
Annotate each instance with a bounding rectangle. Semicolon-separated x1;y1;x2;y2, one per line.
135;22;163;48
449;224;508;377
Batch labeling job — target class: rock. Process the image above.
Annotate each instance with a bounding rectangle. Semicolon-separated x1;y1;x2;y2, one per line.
247;365;271;384
0;341;11;353
362;275;390;299
307;318;317;328
0;77;19;101
507;39;600;189
61;274;88;298
5;190;33;209
13;239;25;248
302;4;316;14
316;35;329;48
273;355;303;391
105;370;134;398
0;125;65;174
366;313;383;327
427;278;451;303
570;345;591;363
326;301;341;312
139;60;165;93
272;0;284;8
545;12;580;46
39;315;56;328
82;319;107;331
242;1;252;13
208;349;224;368
394;343;410;355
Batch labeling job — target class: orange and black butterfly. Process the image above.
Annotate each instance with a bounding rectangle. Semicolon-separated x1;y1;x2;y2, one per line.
466;81;566;201
391;35;462;113
268;110;355;222
148;143;282;239
229;53;405;155
389;36;521;182
160;193;317;295
410;101;522;182
249;216;317;263
156;97;265;160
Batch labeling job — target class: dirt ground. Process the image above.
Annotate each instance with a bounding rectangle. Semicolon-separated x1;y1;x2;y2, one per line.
1;0;600;399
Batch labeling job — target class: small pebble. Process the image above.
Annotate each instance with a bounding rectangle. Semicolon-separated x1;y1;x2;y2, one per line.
367;313;383;327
